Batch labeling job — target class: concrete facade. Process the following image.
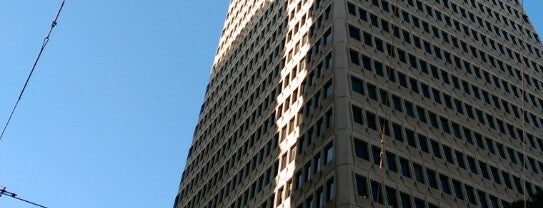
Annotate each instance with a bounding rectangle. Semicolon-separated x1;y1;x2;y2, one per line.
174;0;543;207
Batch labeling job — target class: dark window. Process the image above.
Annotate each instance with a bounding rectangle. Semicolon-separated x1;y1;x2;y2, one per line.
406;129;416;147
416;106;426;123
368;84;377;100
430;140;442;158
414;198;425;208
465;185;477;205
427;169;438;189
392;123;404;142
367;111;377;130
452;179;464;200
351;77;364;94
372;146;381;166
364;32;373;46
362;55;372;71
349;49;360;65
405;101;415;117
371;181;384;203
347;2;356;15
392;95;403;112
386;152;397;172
440;174;451;194
354;139;369;160
356;175;369;197
455;151;466;169
399;157;411;178
386;186;398;207
348;25;361;41
413;163;425;184
418;135;429;153
479;161;490;179
352;105;363;125
467;156;478;174
400;192;411;208
443;146;454;164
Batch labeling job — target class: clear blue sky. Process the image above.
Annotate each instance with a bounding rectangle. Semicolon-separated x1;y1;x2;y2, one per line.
0;1;541;208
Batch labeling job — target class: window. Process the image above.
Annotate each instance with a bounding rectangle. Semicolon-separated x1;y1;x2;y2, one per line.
452;179;464;200
316;188;324;208
326;178;335;201
354;139;369;160
349;49;360;65
440;174;451;194
430;140;442;158
324;143;334;164
413;163;425;184
467;156;478;174
392;123;404;142
400;192;411;208
368;84;377;100
465;185;477;205
418;135;430;153
305;162;312;181
372;146;381;166
352;105;363;125
305;196;314;208
351;76;364;95
386;186;398;207
427;169;438;189
347;2;356;15
414;198;425;208
406;129;416;147
349;25;361;41
324;81;333;98
371;181;384;203
366;111;377;130
399;158;411;177
356;175;369;197
314;154;322;173
386;152;398;172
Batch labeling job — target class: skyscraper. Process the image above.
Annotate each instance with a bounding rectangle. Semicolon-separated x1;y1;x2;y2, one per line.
174;0;543;207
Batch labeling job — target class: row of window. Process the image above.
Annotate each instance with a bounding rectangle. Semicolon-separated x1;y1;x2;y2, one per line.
355;129;541;196
398;0;541;59
351;75;543;182
348;44;543;155
347;27;543;149
355;173;512;208
348;1;543;114
352;104;542;195
349;49;543;152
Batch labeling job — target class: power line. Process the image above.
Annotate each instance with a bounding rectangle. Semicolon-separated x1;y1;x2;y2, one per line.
0;0;65;142
0;186;48;208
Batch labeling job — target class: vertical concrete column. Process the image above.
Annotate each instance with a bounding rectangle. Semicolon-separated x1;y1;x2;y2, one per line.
331;0;357;207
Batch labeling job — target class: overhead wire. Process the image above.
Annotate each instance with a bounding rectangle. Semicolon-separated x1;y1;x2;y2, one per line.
0;0;65;142
0;186;48;208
